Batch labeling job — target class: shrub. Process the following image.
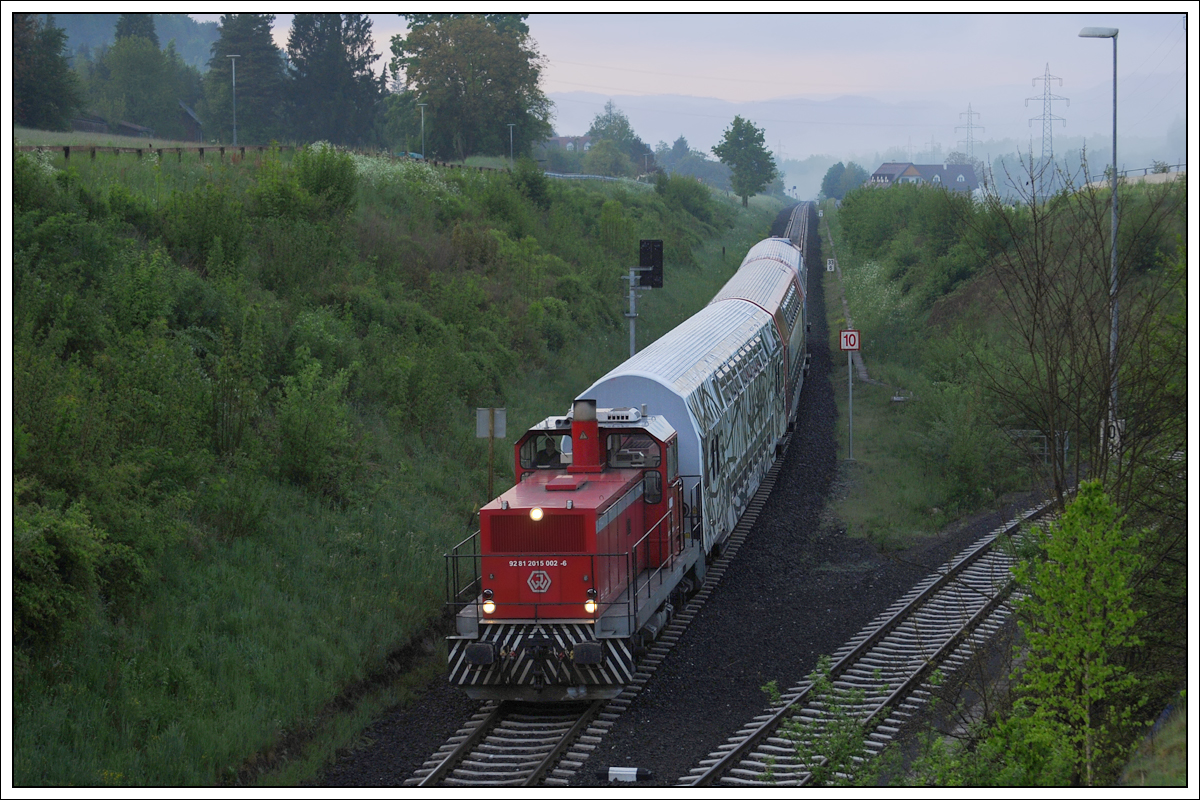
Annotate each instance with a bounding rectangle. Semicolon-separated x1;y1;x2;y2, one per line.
162;183;247;275
293;142;357;217
13;493;107;649
14;149;62;213
512;157;551;210
276;348;356;499
248;149;317;221
655;171;719;226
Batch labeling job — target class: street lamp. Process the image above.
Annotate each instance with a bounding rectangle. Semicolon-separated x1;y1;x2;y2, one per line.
1079;25;1120;455
507;123;515;167
418;102;427;159
227;54;240;146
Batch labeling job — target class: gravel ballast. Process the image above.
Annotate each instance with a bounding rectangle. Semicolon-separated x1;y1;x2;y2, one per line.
318;212;1035;787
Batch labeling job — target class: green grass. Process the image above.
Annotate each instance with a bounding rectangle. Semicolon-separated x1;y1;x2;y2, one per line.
1120;693;1188;787
15;125;206;149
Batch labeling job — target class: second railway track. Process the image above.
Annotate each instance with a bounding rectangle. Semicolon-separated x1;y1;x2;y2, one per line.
681;500;1054;787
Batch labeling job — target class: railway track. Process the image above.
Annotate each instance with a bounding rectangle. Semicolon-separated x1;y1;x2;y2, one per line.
406;433;793;786
405;700;603;786
681;501;1054;787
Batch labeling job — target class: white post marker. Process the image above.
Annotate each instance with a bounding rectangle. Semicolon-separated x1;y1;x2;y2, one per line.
840;330;860;460
827;258;836;272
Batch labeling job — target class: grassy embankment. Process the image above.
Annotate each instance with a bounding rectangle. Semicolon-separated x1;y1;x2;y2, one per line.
818;177;1186;786
12;131;783;785
817;199;1022;548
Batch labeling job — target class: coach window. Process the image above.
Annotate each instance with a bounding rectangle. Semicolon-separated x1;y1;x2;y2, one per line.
606;433;660;469
666;440;678;480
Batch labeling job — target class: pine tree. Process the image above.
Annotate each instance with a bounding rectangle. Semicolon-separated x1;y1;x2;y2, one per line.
13;14;84;131
115;13;158;48
204;14;286;145
287;14;383;146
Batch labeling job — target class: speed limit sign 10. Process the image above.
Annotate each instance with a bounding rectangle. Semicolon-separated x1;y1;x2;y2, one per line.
840;330;860;351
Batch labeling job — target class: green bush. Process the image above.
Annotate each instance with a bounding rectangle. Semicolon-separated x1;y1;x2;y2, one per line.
293;142;358;217
276;348;356;499
655;171;720;226
248;150;317;221
13;493;107;649
162;183;248;275
512;157;551;211
13;150;61;213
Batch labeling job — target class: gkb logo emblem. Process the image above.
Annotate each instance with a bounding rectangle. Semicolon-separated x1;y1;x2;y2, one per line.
527;570;552;593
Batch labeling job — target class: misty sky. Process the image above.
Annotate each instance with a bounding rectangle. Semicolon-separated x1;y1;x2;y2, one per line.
194;11;1192;167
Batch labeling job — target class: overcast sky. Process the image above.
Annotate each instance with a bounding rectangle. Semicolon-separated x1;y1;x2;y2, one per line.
193;10;1192;164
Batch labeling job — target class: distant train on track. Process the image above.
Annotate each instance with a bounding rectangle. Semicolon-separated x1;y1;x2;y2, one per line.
445;202;821;701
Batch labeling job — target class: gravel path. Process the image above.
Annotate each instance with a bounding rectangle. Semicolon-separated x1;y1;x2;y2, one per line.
318;213;1036;787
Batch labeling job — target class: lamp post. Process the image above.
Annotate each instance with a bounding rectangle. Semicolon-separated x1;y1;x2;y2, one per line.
1079;25;1119;455
227;54;240;146
418;102;427;159
507;123;515;167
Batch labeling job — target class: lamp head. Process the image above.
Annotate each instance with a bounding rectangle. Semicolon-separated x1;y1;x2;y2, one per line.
1079;27;1118;38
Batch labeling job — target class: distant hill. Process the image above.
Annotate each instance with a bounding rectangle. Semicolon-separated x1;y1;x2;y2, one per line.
52;13;219;72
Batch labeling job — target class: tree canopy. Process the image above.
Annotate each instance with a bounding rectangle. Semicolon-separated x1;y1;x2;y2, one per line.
390;14;552;160
287;14;384;146
820;161;869;201
712;115;777;206
81;33;201;139
115;13;158;48
587;100;652;170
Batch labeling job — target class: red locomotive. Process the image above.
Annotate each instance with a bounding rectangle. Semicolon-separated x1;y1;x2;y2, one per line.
446;203;820;701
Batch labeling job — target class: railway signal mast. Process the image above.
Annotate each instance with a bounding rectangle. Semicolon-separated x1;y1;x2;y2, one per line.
625;239;663;357
841;329;860;460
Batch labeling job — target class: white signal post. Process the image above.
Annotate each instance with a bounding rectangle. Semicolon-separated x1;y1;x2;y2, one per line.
840;330;860;460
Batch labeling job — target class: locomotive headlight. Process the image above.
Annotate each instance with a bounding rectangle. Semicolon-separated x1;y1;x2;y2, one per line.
482;589;496;615
530;507;544;522
584;588;598;615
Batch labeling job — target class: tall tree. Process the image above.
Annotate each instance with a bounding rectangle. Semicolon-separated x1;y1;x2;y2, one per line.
204;14;286;144
820;162;846;201
287;14;384;146
13;14;83;130
115;13;158;48
712;115;777;207
390;14;552;160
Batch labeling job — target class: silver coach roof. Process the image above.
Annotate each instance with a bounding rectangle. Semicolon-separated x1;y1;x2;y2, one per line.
709;257;798;312
579;300;778;482
739;237;802;275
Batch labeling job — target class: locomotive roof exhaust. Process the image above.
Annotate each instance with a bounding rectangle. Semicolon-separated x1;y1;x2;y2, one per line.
569;399;603;474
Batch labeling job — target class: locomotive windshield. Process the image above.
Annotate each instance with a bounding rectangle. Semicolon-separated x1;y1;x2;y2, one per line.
519;434;568;469
606;433;660;469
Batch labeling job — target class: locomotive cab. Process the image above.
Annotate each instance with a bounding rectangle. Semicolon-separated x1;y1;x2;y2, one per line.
445;400;696;701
